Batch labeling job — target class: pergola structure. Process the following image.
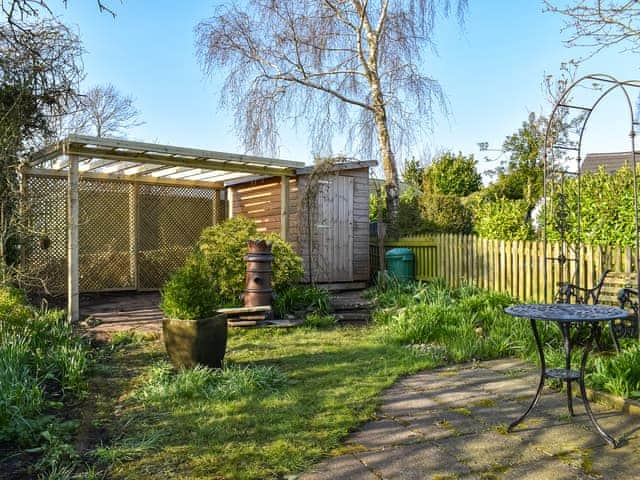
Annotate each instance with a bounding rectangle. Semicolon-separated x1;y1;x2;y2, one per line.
28;135;304;322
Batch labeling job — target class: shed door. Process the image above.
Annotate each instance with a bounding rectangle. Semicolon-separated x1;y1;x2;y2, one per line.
312;176;354;282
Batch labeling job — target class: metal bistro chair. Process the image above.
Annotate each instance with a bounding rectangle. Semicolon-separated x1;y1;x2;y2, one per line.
555;270;639;353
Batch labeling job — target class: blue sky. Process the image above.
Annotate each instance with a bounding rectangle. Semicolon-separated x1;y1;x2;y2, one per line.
51;1;640;176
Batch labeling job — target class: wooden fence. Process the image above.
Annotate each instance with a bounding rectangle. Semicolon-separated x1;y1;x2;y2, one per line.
371;234;638;303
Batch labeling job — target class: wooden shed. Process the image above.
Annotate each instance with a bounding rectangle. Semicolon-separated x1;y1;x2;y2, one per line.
25;135;374;321
226;160;375;286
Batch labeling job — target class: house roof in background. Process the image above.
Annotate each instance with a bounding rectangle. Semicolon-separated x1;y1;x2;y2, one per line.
582;152;638;174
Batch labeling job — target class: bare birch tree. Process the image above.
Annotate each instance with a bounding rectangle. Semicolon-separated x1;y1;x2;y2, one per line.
1;0;116;24
66;83;144;137
196;0;467;231
545;1;640;58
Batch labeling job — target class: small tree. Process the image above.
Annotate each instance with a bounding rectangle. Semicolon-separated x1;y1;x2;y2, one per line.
423;151;482;197
401;157;426;193
485;112;545;205
421;194;473;234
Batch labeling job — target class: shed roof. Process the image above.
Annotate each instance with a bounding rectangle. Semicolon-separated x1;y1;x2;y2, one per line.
582;152;637;175
222;160;378;187
29;135;305;188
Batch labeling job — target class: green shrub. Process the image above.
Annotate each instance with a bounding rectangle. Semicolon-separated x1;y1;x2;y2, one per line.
423;151;482;197
419;194;473;234
263;233;305;293
473;198;533;240
197;217;303;304
544;166;637;246
160;254;223;319
398;192;426;236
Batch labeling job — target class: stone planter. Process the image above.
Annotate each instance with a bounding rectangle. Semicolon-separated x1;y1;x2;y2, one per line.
162;313;228;369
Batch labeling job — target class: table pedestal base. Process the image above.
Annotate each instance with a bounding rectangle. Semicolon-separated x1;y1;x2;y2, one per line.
508;318;618;448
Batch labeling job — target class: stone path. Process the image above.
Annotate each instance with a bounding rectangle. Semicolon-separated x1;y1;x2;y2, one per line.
302;359;640;480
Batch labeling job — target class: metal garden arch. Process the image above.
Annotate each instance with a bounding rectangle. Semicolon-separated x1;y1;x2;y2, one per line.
543;74;640;318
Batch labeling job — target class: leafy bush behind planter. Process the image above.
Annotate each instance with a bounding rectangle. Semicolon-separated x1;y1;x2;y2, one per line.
197;217;303;305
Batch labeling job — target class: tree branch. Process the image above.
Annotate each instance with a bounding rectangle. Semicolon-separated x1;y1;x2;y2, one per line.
266;72;373;111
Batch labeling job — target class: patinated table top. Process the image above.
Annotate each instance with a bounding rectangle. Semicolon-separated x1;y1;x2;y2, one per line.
505;303;631;323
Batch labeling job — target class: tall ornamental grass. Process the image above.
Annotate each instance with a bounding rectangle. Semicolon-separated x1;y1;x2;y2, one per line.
370;278;640;399
370;279;560;363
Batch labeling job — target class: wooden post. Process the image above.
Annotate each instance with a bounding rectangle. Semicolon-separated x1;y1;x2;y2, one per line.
377;221;386;286
67;154;79;323
280;176;290;241
227;187;234;218
129;183;138;289
213;188;224;225
18;162;26;273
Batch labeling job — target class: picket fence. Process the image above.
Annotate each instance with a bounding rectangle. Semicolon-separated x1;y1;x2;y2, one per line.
370;234;638;303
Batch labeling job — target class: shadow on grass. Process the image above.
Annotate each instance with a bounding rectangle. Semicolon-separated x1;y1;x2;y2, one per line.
94;333;435;479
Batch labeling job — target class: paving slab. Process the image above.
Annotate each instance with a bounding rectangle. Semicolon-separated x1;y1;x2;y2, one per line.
435;430;547;472
380;385;442;417
498;458;595;480
301;454;377;480
346;416;424;449
300;359;640;480
403;407;487;440
355;442;476;480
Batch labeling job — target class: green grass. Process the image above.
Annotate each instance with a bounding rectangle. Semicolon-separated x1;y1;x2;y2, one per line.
74;278;640;479
0;287;90;478
587;341;640;399
89;326;436;479
371;279;559;363
273;285;330;317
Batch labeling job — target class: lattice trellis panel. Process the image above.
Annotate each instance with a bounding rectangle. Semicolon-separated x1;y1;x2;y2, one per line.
23;176;68;294
78;179;134;292
24;174;215;294
138;184;214;290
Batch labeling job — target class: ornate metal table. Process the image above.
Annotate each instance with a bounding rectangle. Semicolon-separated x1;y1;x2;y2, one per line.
504;303;632;448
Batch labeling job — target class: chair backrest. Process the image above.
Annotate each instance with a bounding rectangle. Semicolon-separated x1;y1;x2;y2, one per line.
596;271;637;305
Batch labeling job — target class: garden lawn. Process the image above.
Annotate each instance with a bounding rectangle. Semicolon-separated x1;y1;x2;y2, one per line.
91;326;437;480
84;280;640;479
